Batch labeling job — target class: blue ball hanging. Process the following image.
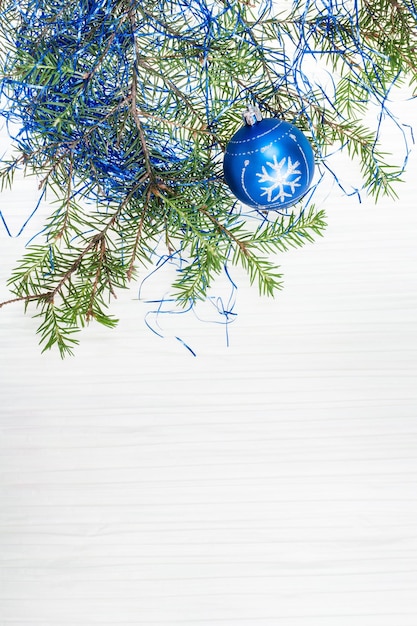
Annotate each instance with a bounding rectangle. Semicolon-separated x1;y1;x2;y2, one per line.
223;107;315;210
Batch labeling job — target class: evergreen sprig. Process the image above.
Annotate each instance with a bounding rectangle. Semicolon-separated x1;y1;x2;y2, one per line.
1;0;416;355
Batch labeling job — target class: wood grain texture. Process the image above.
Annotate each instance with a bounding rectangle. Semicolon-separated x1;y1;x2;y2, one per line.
1;111;417;625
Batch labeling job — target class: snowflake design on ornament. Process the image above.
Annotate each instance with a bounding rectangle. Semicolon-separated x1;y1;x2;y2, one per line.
256;155;302;203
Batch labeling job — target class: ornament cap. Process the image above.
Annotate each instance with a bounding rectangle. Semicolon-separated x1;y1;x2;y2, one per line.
243;105;263;126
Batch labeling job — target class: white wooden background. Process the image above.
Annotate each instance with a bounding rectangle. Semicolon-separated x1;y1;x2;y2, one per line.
1;99;417;625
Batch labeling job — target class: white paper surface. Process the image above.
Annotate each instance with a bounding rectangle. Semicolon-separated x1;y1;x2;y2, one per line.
1;104;417;625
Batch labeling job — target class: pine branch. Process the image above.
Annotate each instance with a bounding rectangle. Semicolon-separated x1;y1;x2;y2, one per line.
1;0;416;354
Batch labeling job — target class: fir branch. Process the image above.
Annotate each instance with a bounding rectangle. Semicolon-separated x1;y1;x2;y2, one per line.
1;0;416;355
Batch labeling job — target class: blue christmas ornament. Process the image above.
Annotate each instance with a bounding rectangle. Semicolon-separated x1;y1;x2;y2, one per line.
223;106;315;210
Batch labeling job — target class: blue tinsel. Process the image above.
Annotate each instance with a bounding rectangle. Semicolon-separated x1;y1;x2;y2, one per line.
0;0;413;350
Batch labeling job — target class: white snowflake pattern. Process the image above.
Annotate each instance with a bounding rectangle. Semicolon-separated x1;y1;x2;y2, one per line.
256;155;302;203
